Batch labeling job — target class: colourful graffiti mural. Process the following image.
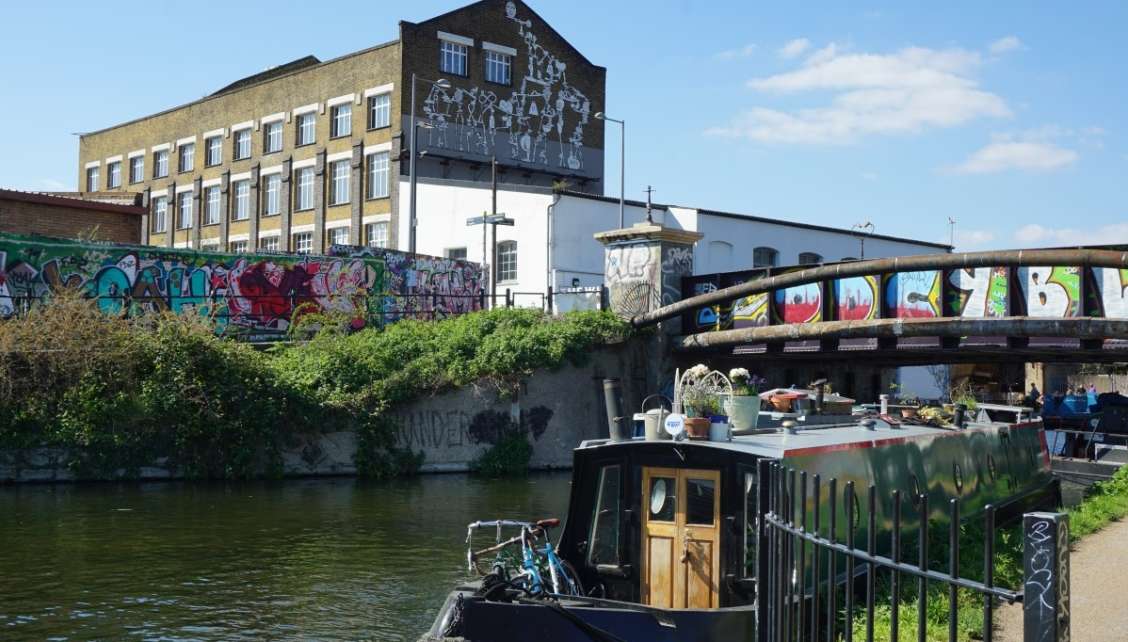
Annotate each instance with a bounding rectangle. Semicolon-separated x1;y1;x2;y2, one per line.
1019;266;1080;318
774;283;822;324
0;233;484;339
834;276;879;321
733;292;769;328
886;270;942;318
948;267;1008;318
1095;267;1128;318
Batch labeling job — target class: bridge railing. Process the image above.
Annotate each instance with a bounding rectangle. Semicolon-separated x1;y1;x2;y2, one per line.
634;248;1128;349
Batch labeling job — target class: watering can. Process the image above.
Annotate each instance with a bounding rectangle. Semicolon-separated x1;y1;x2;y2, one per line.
640;394;673;441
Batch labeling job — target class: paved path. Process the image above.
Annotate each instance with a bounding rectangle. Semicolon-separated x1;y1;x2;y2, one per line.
996;517;1128;641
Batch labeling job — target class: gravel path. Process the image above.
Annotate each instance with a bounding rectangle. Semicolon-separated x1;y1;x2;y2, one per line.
996;517;1128;641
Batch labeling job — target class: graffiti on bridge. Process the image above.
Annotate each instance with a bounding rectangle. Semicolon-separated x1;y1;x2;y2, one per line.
0;233;485;339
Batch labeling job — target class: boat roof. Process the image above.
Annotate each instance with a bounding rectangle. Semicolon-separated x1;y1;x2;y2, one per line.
578;416;1041;460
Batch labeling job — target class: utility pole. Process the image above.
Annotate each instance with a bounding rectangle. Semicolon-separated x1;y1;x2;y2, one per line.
490;156;497;308
851;221;875;259
948;217;956;249
644;185;655;224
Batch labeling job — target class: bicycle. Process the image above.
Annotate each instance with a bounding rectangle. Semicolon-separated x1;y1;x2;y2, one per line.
465;518;584;597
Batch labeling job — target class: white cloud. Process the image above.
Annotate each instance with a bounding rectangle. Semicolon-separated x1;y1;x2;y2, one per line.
950;141;1078;174
715;43;757;60
706;45;1010;144
778;38;811;59
953;228;996;248
1015;222;1128;247
989;36;1023;55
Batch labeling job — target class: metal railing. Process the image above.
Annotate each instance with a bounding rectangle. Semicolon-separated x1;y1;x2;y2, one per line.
755;460;1070;642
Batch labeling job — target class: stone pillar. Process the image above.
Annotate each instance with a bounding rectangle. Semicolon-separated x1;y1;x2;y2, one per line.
1023;512;1070;642
313;148;327;254
279;157;293;252
594;222;702;330
191;176;202;248
350;141;364;246
219;170;231;250
248;164;260;251
141;187;151;245
166;181;176;249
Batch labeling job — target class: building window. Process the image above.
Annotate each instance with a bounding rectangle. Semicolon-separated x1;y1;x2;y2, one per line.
296;113;316;146
329;227;349;246
179;143;195;172
200;240;221;252
295;167;314;210
263;121;283;154
204;186;221;224
154;150;168;178
232;180;250;220
107;161;121;189
206;136;223;166
177;191;193;229
366;151;389;199
130;156;144;183
86;166;99;192
497;240;517;282
367;93;390;130
260;235;280;252
233;129;251;160
446;247;467;260
263;174;281;215
485;51;511;85
330;160;350;206
753;246;779;268
230;240;249;253
331;104;351;138
440;40;468;76
798;252;823;265
366;222;387;248
293;232;313;254
152;196;168;233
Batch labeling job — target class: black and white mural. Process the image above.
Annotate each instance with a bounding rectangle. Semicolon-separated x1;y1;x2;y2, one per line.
421;1;595;174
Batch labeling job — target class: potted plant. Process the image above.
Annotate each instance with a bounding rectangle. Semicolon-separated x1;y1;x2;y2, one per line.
725;368;764;431
681;364;717;439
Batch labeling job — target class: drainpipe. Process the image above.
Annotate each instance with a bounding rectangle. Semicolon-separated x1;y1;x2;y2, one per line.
546;191;560;311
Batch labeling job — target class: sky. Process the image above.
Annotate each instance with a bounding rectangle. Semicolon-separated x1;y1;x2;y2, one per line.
2;1;1125;251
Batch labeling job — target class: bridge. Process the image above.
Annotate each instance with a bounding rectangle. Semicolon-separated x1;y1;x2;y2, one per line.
630;247;1128;365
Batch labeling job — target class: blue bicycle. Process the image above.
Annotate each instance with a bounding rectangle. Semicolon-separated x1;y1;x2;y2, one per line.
466;518;584;597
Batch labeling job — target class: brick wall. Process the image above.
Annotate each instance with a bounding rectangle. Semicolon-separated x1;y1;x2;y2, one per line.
0;198;141;244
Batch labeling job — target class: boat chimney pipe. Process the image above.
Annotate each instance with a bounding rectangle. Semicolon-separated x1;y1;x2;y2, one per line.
879;394;889;415
602;378;628;442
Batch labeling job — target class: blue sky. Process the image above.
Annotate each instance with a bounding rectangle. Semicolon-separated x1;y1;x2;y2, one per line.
2;1;1124;250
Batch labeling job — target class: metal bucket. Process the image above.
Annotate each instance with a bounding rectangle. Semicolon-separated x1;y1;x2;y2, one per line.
641;394;672;441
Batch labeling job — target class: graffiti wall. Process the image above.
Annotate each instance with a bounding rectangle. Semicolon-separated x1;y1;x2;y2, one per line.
1095;268;1128;318
834;275;879;321
1018;266;1081;318
0;233;484;340
605;242;658;318
421;2;593;174
948;267;1008;318
886;270;942;318
774;283;822;324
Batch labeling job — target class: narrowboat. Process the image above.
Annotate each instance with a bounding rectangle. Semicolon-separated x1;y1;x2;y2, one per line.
423;407;1057;642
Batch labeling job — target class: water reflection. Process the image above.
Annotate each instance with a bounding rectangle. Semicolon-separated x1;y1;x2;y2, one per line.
0;473;571;641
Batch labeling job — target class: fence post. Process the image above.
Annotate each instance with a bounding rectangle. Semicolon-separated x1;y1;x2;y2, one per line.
1022;512;1070;642
755;458;772;642
546;286;554;314
478;288;486;311
505;288;512;308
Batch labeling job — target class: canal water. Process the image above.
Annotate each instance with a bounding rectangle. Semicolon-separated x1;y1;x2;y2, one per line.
0;473;571;641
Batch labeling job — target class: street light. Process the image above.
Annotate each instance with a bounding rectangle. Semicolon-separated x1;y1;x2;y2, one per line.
409;74;451;255
851;221;875;259
594;112;625;229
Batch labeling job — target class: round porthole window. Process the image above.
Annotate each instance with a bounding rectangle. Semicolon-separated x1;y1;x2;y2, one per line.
953;462;964;494
650;479;667;515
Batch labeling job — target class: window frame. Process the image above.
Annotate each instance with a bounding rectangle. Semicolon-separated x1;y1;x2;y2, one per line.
129;156;144;184
293;231;313;254
152;196;168;233
496;240;518;283
294;167;314;211
259;235;280;252
178;143;195;173
153;150;169;178
752;246;779;268
86;166;100;192
263;121;283;154
233;128;252;161
439;39;469;77
330;159;350;206
232;179;250;221
176;190;193;229
296;113;316;147
367;93;390;130
204;186;221;225
366;151;389;200
445;247;468;260
365;222;388;249
585;464;622;568
484;50;512;86
230;240;249;254
328;226;349;247
106;161;121;189
798;252;823;265
263;174;281;216
330;103;352;139
205;136;223;167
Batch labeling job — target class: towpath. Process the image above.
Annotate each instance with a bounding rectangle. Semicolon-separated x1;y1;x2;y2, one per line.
996;516;1128;641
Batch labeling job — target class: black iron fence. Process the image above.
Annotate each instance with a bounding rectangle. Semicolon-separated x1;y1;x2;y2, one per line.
755;460;1069;642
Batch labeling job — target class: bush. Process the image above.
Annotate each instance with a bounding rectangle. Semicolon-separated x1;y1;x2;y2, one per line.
471;432;534;477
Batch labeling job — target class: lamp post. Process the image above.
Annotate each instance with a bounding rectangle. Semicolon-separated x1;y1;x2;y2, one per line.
851;221;875;259
409;73;451;255
594;112;625;229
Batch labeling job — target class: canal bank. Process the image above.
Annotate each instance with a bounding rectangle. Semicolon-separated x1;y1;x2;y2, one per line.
0;472;572;640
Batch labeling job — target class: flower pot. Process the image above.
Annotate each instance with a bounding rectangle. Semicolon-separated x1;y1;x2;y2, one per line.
770;393;802;412
685;417;711;440
725;395;761;431
709;417;731;442
901;406;919;419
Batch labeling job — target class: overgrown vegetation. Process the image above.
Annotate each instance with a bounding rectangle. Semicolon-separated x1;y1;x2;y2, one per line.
856;464;1128;641
0;296;629;480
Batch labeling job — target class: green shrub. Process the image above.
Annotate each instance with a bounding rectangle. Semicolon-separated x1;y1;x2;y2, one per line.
471;432;534;477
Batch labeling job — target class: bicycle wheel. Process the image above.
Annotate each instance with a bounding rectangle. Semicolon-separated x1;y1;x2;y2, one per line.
557;558;585;597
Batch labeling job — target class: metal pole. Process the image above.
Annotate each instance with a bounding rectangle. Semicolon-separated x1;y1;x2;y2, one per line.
409;73;417;256
490;156;497;308
485;156;493;308
619;119;625;229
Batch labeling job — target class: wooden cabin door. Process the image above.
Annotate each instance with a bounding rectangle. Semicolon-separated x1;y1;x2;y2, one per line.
641;467;721;609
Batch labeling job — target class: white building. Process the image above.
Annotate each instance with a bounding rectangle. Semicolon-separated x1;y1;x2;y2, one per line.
402;177;950;300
